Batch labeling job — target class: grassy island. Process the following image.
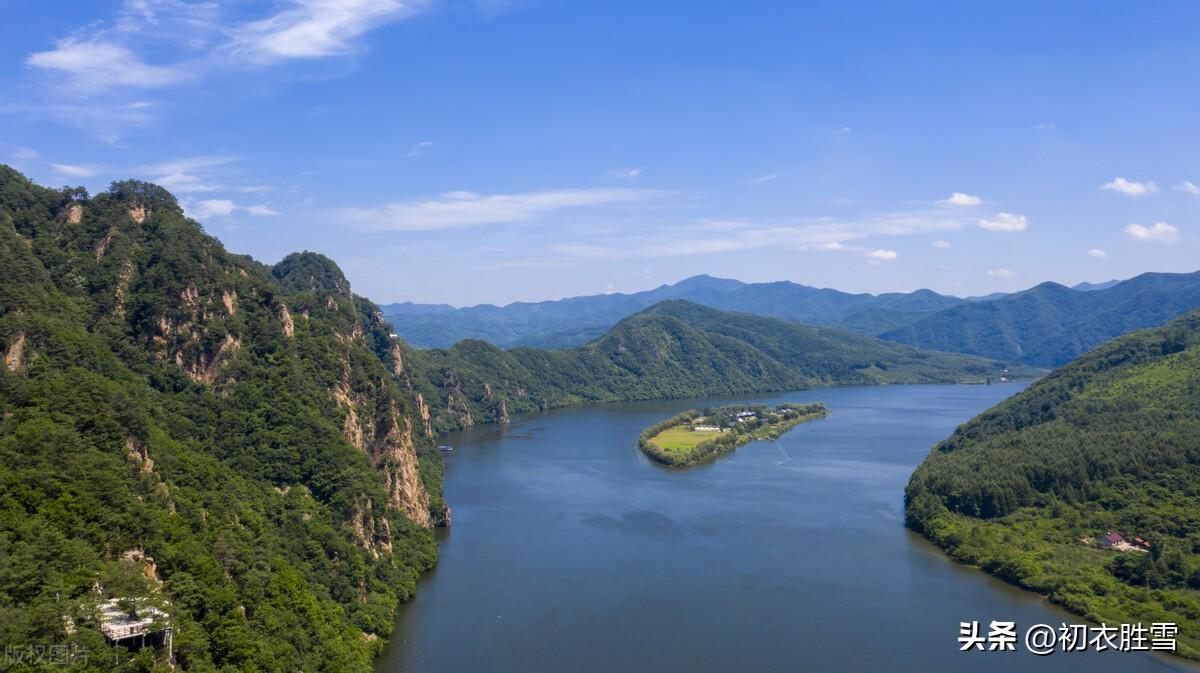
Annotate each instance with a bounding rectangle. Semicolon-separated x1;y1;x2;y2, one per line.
639;402;830;467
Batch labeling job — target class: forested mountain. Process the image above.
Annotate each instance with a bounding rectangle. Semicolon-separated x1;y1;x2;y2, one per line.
380;274;969;348
382;272;1200;361
0;166;1027;672
393;300;1029;435
880;273;1200;366
906;310;1200;657
0;167;444;672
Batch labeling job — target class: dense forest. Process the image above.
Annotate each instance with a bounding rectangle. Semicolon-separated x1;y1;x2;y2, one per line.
0;167;444;672
881;274;1200;366
906;309;1200;658
396;300;1029;436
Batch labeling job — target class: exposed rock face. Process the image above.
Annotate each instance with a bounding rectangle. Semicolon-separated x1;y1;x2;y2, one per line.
222;289;238;316
112;260;135;320
497;399;510;424
179;333;241;386
280;304;294;338
125;436;154;475
128;204;147;223
390;343;404;376
66;204;83;224
416;393;433;438
95;227;117;261
332;339;432;529
3;331;26;372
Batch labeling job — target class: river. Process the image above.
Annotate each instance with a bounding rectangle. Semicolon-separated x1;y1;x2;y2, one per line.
376;383;1199;673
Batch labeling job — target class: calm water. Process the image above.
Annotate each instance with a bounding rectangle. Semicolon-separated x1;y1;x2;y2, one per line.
377;384;1199;673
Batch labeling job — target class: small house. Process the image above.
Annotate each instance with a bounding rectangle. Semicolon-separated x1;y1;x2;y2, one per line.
1099;532;1125;548
1133;536;1152;550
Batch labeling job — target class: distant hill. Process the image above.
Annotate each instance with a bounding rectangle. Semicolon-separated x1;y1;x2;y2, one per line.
906;309;1200;657
879;273;1200;366
393;300;1030;434
382;274;971;348
384;272;1200;367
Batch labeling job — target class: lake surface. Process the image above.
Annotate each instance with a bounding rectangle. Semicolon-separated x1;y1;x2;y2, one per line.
376;384;1199;673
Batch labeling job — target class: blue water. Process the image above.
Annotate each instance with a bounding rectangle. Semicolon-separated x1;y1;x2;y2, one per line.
377;384;1199;673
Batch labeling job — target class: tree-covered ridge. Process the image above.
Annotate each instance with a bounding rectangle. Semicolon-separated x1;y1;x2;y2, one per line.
0;165;443;672
905;309;1200;658
881;273;1200;367
395;299;1032;435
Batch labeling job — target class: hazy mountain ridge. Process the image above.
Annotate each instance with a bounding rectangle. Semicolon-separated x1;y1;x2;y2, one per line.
394;300;1030;435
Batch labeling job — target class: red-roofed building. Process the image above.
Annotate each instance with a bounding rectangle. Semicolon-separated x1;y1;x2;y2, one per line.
1099;532;1125;548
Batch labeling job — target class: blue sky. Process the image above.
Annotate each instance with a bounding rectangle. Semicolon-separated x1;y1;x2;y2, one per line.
2;1;1198;306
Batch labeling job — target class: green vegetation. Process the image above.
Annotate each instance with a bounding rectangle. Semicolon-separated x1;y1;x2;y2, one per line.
881;274;1200;366
398;300;1031;435
0;166;442;672
905;309;1200;659
639;402;830;467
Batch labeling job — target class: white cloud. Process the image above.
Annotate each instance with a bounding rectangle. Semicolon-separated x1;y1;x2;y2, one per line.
1100;176;1157;197
865;249;897;264
405;140;435;158
939;192;981;206
225;0;426;63
606;167;642;179
977;212;1028;232
987;268;1015;278
190;199;237;219
245;204;281;216
11;147;40;160
932;240;952;248
342;187;659;231
50;163;101;178
1087;248;1108;259
239;185;271;193
1174;181;1200;195
26;39;188;90
141;155;238;192
748;173;778;185
1124;222;1179;243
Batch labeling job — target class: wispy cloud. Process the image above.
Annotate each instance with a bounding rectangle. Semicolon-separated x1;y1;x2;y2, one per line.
748;173;778;185
1174;181;1200;195
1100;176;1157;197
1087;248;1108;259
51;162;101;178
405;140;435;158
932;240;952;248
978;212;1028;232
1124;222;1179;243
189;199;236;219
987;268;1015;278
11;147;40;161
224;0;427;63
551;206;971;261
606;167;642;179
140;155;238;192
186;198;281;219
26;39;191;91
939;192;981;206
244;204;281;216
342;187;660;231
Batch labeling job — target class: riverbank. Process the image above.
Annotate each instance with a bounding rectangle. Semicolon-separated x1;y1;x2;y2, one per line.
638;402;830;467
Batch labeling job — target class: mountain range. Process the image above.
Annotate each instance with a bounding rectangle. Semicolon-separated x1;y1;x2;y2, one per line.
0;165;1021;672
383;273;1200;367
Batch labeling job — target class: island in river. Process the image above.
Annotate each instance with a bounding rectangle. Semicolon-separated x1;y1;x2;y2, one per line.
638;402;830;467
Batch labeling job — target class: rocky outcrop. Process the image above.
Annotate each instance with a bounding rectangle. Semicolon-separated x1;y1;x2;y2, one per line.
415;393;433;438
128;204;148;224
222;289;238;316
65;204;83;224
279;304;294;338
3;331;26;372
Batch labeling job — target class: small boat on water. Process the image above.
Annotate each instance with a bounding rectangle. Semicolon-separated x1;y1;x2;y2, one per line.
437;445;454;452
